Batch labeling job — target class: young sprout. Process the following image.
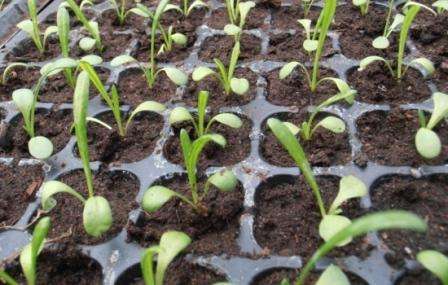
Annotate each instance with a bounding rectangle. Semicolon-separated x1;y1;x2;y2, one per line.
39;71;113;238
109;0;132;25
352;0;370;16
17;0;58;54
169;90;243;138
224;0;255;26
279;0;337;93
267;118;368;245
157;25;187;55
1;62;29;85
295;211;427;285
140;231;191;285
222;1;255;38
0;217;51;285
360;2;436;81
64;0;102;51
415;92;448;159
163;0;208;16
417;250;448;285
57;4;76;88
371;0;404;50
432;0;448;14
192;41;249;95
279;85;356;141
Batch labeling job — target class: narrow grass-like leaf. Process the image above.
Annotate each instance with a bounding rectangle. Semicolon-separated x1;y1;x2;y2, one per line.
427;92;448;129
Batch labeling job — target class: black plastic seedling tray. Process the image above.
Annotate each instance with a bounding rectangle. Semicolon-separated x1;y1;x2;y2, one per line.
0;0;447;284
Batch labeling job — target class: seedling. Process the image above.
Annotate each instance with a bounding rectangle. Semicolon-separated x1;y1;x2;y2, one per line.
0;217;51;285
57;4;76;88
417;250;448;285
192;41;249;95
224;0;255;26
157;25;187;55
268;118;368;245
360;2;436;80
433;0;448;14
371;0;404;49
109;0;132;25
279;0;337;93
415;92;448;159
279;86;356;141
17;0;58;54
39;71;113;238
163;0;208;16
1;62;30;85
140;231;191;285
352;0;370;16
169;90;243;138
64;0;102;51
143;159;238;214
295;211;427;285
222;1;255;38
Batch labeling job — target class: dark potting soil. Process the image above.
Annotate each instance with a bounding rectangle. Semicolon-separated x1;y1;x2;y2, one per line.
434;66;448;93
347;63;432;104
371;174;448;266
0;163;44;229
265;68;339;108
133;29;197;63
72;31;132;62
116;257;227;285
338;32;400;61
265;31;335;62
6;37;61;63
117;67;178;106
260;111;351;167
126;174;244;256
39;67;110;104
184;67;258;109
99;8;147;34
40;168;139;245
356;109;448;166
253;175;369;260
163;115;252;169
159;8;207;29
0;108;72;159
252;268;368;285
198;34;262;64
271;6;321;30
0;66;40;102
4;245;103;285
76;111;163;163
206;6;269;30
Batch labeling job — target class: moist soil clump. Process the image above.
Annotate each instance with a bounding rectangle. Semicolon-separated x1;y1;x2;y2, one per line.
356;109;448;166
199;34;262;64
254;175;369;261
164;115;252;169
76;111;163;163
371;174;448;267
184;67;258;109
0;108;72;159
265;68;339;107
41;168;139;245
127;174;244;256
347;63;431;104
260;112;351;167
0;163;44;228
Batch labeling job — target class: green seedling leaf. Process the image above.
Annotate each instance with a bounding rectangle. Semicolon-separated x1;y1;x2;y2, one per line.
40;180;86;211
111;54;137;67
297;211;427;285
433;0;448;11
169;107;193;125
192;66;215;81
408;57;435;76
12;88;33;116
126;101;166;130
283;121;300;136
141;246;159;285
329;175;367;214
358;56;388;71
230;77;249;95
188;0;208;14
224;24;241;36
210;113;243;129
417;250;448;285
155;231;192;285
0;270;18;285
86;116;112;130
297;19;312;36
2;63;29;85
17;19;34;38
353;0;367;6
386;14;405;37
40;57;78;76
238;1;255;25
319;214;352;246
372;36;390;49
164;3;182;12
28;136;53;159
20;217;50;285
81;55;103;65
315;116;346;134
279;61;300;79
129;3;153;18
79;37;96;51
171;33;187;45
43;26;58;44
162;67;188;86
208;169;238;192
316;265;350;285
57;5;70;57
83;196;113;237
303;39;318;52
415;128;442;159
142;186;177;212
427;92;448;129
